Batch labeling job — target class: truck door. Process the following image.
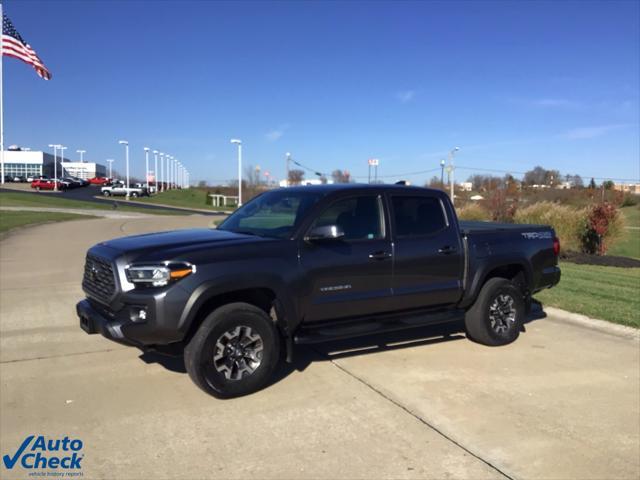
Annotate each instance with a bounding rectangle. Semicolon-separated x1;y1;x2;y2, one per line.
299;194;393;322
389;194;464;310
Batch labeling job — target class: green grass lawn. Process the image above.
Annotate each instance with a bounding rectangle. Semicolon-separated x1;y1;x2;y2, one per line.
0;211;98;234
535;262;640;328
135;189;234;211
609;205;640;259
0;191;185;216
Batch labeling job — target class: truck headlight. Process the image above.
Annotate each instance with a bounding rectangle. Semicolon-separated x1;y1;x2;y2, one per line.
125;262;195;288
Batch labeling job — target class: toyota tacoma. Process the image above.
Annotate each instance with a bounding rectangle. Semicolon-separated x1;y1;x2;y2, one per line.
77;184;560;398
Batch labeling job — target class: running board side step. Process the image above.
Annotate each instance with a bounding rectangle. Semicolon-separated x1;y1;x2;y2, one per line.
293;309;465;344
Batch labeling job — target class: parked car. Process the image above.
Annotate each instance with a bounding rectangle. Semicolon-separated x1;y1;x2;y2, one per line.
26;174;40;182
89;176;110;185
31;179;63;191
12;175;26;182
78;184;561;398
100;183;148;197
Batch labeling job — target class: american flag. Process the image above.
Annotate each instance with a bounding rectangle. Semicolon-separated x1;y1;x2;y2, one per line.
2;13;51;80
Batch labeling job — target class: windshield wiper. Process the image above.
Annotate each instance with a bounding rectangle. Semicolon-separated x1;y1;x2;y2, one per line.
231;230;264;237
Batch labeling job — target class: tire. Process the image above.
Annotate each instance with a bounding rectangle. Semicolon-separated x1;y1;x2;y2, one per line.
103;190;111;197
131;192;138;198
35;186;40;191
184;302;281;398
464;277;524;346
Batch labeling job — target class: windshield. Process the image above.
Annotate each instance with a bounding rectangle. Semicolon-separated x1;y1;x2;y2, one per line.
218;189;325;239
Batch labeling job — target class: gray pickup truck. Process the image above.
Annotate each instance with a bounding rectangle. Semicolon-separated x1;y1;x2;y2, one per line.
78;184;560;398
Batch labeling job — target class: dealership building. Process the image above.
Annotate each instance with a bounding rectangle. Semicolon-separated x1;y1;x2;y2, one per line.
1;149;106;179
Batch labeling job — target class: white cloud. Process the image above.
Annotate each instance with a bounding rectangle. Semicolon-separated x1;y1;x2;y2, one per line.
562;124;634;140
265;124;290;142
531;98;579;108
395;90;416;103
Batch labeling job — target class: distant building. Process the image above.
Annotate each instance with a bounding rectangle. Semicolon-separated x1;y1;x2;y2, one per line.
60;161;106;180
279;179;334;187
614;183;640;195
557;181;573;189
1;150;105;179
459;182;473;192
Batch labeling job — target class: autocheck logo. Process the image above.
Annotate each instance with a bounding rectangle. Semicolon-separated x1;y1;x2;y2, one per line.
3;435;84;472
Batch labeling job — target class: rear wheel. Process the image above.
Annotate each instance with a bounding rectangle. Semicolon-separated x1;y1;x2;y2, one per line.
465;277;524;346
131;192;138;198
35;186;40;191
103;190;111;197
184;302;281;398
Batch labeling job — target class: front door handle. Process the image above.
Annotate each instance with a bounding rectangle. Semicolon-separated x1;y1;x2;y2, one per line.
369;251;393;261
438;245;457;255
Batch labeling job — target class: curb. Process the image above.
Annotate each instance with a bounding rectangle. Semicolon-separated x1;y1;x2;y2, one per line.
544;306;639;340
91;196;230;215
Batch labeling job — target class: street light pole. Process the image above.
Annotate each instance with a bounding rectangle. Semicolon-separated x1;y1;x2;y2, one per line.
119;140;129;199
447;147;460;205
144;147;150;192
153;150;158;194
76;149;86;163
48;144;59;190
231;139;242;206
440;159;446;186
59;145;67;180
159;153;164;192
106;159;114;179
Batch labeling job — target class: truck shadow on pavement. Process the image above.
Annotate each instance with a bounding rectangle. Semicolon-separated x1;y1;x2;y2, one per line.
138;304;547;393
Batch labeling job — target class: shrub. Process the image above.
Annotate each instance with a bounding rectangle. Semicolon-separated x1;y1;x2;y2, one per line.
456;203;490;221
580;202;625;255
621;194;638;207
514;202;587;252
487;189;518;222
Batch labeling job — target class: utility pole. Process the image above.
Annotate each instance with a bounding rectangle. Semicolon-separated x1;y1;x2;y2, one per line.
440;159;446;186
106;159;114;178
285;152;291;187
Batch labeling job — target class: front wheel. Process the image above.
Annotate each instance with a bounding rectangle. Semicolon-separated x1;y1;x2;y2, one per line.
184;302;281;398
103;190;111;197
464;277;524;346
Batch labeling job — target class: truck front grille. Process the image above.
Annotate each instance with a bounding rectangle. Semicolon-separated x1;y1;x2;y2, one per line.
82;254;116;304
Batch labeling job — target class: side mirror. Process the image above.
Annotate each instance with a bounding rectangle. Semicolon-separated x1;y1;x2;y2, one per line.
305;225;345;242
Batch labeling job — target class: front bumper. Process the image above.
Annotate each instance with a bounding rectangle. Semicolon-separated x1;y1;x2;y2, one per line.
77;299;140;346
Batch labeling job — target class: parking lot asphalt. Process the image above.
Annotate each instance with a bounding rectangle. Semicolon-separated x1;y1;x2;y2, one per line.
0;185;222;216
1;216;638;480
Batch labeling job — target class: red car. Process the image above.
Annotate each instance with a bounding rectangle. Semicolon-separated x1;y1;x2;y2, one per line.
31;179;63;191
89;177;110;185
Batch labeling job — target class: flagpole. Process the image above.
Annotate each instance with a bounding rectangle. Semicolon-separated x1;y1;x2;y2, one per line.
1;1;5;185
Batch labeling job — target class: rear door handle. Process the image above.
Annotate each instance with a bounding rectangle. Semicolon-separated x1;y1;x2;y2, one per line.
438;245;457;255
369;251;393;261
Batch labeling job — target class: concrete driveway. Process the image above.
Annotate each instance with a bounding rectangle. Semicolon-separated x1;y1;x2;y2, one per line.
1;216;638;479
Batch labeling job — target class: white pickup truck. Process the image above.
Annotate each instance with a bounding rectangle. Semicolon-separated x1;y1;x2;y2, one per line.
101;182;149;198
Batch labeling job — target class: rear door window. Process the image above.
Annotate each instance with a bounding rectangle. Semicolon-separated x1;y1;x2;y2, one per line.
392;196;448;237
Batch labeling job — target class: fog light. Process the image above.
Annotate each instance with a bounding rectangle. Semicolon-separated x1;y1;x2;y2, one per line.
130;307;148;323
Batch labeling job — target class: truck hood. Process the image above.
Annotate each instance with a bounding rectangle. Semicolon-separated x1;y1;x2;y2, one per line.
98;228;261;253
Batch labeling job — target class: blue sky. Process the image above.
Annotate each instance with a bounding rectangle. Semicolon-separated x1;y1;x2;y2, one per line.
3;0;639;184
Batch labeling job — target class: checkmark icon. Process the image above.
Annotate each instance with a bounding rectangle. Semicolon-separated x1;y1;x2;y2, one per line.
3;435;34;469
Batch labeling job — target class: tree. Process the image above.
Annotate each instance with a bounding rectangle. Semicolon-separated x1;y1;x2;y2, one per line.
602;180;615;190
427;175;441;188
331;169;351;183
523;166;547;186
197;180;207;188
244;164;261;187
288;169;305;186
589;177;597;189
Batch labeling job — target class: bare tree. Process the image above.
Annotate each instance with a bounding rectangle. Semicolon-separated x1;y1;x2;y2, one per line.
288;169;305;185
244;165;261;187
331;169;351;183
